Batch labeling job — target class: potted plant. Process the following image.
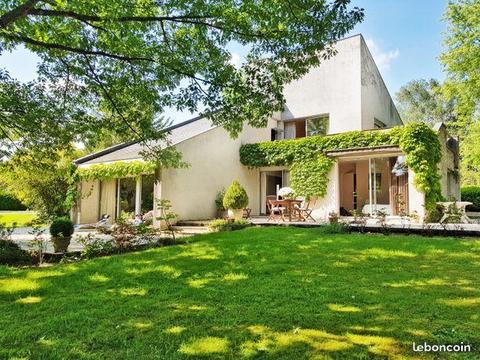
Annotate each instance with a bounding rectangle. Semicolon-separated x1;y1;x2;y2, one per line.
215;189;227;219
223;180;249;220
278;187;296;200
49;218;74;253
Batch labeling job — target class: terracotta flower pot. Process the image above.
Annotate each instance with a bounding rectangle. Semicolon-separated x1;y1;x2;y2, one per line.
52;236;71;253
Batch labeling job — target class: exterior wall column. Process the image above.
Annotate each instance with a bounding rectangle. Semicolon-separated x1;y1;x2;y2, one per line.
260;172;267;214
135;176;142;215
153;168;162;227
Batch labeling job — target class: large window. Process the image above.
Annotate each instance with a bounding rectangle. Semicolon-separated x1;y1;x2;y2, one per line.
306;115;329;136
118;177;136;215
141;174;155;212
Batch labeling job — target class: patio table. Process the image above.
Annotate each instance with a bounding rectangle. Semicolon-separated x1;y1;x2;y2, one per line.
271;199;303;222
437;201;473;223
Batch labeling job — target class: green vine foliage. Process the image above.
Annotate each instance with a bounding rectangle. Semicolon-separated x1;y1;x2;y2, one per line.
77;161;157;181
290;155;335;199
240;122;442;206
398;123;442;206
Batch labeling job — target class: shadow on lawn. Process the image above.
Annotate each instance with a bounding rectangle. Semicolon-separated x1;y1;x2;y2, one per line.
0;228;479;359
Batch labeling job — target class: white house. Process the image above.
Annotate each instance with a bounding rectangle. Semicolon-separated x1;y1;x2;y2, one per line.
73;34;459;225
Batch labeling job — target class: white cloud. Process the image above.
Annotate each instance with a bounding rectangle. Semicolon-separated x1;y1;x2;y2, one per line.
229;52;243;69
365;38;399;72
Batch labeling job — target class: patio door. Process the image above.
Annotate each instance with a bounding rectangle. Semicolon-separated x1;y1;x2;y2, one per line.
367;158;391;215
389;157;409;215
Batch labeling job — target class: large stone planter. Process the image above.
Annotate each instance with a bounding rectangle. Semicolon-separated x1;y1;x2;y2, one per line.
52;236;71;253
228;209;243;220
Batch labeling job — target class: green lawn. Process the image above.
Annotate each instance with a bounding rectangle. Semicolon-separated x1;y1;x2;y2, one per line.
1;227;479;359
0;211;39;227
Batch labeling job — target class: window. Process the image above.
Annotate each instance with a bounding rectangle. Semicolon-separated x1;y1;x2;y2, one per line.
375;173;382;192
118;178;136;214
306;115;329;136
141;174;155;212
374;118;387;129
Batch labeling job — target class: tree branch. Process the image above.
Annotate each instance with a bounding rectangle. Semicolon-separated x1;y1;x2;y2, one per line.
4;33;215;85
28;9;213;23
28;8;270;38
0;0;42;29
4;33;155;62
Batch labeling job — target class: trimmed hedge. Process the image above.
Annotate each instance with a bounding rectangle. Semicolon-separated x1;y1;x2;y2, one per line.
223;180;249;210
50;218;74;238
461;186;480;211
0;192;26;211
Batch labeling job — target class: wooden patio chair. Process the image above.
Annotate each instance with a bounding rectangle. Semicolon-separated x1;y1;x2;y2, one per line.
295;198;316;222
267;197;285;222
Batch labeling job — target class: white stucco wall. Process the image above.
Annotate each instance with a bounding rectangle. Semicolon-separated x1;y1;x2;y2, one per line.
360;37;402;129
160;120;276;220
311;163;340;221
280;34;401;134
78;180;100;224
280;35;363;134
408;169;425;220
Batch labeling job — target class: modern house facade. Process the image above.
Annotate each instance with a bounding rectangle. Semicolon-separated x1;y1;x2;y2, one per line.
73;34;460;225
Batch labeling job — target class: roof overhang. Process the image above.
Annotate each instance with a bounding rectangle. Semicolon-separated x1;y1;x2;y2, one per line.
326;145;402;161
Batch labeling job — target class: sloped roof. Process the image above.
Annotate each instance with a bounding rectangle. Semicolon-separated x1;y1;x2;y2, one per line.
75;116;214;165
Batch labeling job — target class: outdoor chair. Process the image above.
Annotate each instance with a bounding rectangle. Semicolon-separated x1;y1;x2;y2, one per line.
243;208;252;219
267;198;285;222
294;198;316;222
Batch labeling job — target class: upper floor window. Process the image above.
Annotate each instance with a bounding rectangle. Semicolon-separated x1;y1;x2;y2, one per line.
306;115;329;137
374;118;387;129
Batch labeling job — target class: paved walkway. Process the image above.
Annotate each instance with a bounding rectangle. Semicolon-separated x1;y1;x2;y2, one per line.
250;216;480;236
9;225;210;253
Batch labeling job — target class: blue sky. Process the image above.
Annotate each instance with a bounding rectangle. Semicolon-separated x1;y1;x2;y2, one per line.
0;0;447;123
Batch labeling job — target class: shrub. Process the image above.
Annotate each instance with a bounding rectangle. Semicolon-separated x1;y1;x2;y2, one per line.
0;225;34;265
0;192;26;211
318;222;350;234
461;186;480;211
209;219;251;232
223;180;249;210
215;189;226;211
77;234;116;259
424;203;444;223
49;218;74;238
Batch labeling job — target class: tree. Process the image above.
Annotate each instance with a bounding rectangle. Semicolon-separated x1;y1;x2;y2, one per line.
0;70;95;157
395;79;457;129
440;0;480;130
460;122;480;185
0;0;364;154
440;0;480;185
0;147;81;221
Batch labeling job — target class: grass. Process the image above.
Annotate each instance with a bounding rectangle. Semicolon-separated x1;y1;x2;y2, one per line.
0;211;39;227
1;227;479;359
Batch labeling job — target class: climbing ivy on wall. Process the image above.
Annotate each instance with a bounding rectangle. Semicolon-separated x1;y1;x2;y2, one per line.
77;160;157;181
240;122;442;207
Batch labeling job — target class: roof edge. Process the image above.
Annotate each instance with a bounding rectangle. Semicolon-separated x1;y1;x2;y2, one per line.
74;115;204;165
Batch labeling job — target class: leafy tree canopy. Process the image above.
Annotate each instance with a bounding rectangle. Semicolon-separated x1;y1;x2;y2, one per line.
0;0;364;156
395;79;457;130
440;0;480;128
0;147;81;220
